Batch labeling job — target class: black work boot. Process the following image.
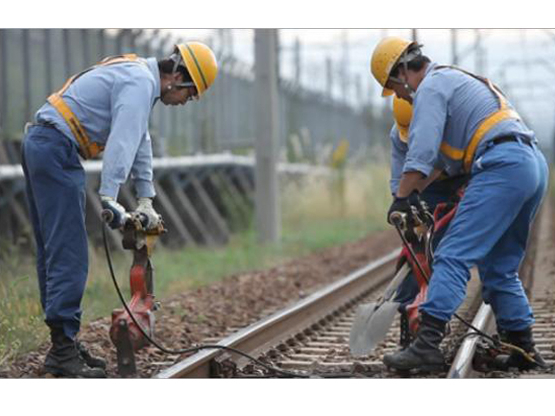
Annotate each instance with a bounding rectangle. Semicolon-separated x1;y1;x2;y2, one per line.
43;325;106;378
76;340;107;369
493;328;548;371
399;309;414;350
384;312;447;373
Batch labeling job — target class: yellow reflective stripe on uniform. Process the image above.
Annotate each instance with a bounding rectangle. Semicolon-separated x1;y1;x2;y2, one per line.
463;108;520;171
440;142;465;160
48;54;143;159
438;108;520;171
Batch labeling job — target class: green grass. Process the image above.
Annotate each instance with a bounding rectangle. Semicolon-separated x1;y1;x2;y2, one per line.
0;164;392;365
0;244;47;367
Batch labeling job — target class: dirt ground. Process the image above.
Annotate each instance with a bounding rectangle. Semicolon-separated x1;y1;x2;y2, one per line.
1;229;399;378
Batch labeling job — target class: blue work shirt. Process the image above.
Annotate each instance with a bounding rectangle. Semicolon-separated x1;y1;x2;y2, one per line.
404;62;536;178
34;57;161;199
389;124;446;195
389;125;408;194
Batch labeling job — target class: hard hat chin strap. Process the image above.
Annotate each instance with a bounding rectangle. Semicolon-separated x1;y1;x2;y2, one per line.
388;73;415;99
168;52;197;94
402;59;413;97
170;52;183;74
389;45;421;99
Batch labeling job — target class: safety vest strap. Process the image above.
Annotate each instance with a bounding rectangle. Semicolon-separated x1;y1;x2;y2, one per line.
433;65;521;172
462;108;520;171
47;94;96;159
47;54;142;159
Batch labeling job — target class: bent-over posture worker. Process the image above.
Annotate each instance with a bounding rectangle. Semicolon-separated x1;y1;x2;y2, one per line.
371;36;548;373
22;42;218;377
389;96;467;348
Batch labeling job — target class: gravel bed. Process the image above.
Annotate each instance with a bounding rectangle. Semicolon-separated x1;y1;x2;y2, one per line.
2;229;399;378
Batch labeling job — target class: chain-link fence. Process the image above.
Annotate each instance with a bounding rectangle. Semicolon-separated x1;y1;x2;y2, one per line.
0;29;388;163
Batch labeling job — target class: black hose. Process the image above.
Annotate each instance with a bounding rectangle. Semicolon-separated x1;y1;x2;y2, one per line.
102;223;310;378
393;220;545;368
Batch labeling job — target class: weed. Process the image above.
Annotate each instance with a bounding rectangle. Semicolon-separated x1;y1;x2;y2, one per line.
0;163;391;366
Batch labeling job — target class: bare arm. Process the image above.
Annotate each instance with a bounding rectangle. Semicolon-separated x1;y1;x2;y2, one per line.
396;168;444;198
419;168;443;191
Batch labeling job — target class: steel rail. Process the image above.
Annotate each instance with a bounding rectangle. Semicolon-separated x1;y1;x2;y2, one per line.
155;200;547;379
154;248;401;378
446;202;544;379
447;303;494;378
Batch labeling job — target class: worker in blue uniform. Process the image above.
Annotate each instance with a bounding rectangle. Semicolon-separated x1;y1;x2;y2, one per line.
389;96;467;349
371;37;548;373
21;42;218;377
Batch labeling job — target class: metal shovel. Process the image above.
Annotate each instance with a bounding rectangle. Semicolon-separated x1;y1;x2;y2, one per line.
349;263;411;356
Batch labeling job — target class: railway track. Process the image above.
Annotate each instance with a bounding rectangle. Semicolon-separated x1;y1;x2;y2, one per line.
450;197;555;379
154;200;555;379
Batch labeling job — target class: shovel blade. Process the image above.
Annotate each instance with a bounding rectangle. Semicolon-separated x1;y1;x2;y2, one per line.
349;301;400;357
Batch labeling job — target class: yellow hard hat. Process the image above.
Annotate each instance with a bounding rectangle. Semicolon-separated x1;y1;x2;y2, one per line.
174;42;218;97
393;96;413;143
371;37;417;97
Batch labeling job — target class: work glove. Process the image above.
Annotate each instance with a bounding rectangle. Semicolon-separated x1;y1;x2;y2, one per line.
100;195;127;229
387;190;422;225
135;197;162;230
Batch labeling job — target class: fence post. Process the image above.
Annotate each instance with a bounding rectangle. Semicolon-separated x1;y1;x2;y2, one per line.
0;29;6;144
115;29;124;54
81;29;90;66
22;29;31;123
44;29;53;94
98;29;105;57
254;29;281;243
62;29;71;78
157;34;172;153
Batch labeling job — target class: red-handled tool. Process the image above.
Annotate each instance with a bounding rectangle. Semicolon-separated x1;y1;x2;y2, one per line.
102;210;166;377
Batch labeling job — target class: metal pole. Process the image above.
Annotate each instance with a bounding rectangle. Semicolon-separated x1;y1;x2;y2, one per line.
98;29;106;58
475;29;485;74
44;29;53;93
227;29;235;56
521;29;532;97
115;29;124;54
293;37;301;87
143;29;155;57
22;29;31;123
325;57;333;100
0;30;7;137
412;28;418;43
62;29;71;78
341;30;349;104
81;29;90;66
451;29;458;66
158;34;172;152
118;29;133;54
355;74;362;106
254;29;281;243
130;29;141;50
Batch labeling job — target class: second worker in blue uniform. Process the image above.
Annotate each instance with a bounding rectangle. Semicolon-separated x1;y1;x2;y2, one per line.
371;36;549;373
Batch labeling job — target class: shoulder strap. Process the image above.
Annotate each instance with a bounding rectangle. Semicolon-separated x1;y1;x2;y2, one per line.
433;65;508;110
57;54;143;95
432;65;521;172
47;54;144;159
